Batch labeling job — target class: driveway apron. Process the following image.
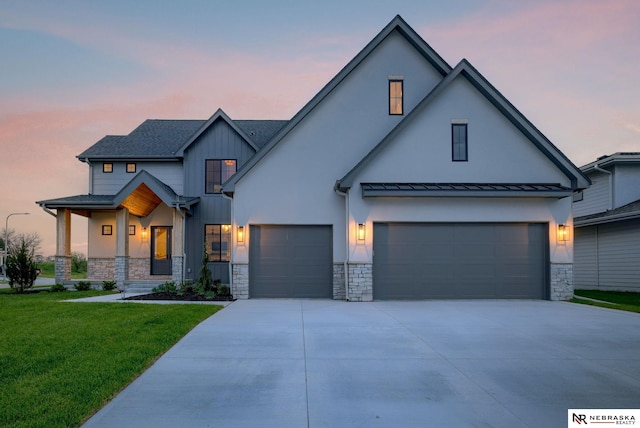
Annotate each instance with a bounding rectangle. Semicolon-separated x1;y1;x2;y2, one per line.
82;300;640;428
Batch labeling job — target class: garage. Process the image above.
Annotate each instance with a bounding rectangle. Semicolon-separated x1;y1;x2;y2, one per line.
373;223;548;300
249;225;333;298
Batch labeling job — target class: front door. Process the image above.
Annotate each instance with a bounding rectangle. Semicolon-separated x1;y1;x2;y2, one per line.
151;226;172;275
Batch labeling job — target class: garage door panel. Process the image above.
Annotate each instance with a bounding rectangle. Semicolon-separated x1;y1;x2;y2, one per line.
249;225;332;298
373;223;548;300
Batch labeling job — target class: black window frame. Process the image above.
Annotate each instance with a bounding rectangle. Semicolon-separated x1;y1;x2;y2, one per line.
205;159;237;194
205;224;231;262
389;79;403;115
573;190;584;202
103;163;113;173
451;123;468;162
126;163;137;173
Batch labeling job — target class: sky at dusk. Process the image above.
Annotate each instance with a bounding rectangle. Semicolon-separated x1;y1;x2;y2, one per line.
1;0;639;257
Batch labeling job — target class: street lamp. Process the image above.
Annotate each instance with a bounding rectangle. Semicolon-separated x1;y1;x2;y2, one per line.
3;212;30;281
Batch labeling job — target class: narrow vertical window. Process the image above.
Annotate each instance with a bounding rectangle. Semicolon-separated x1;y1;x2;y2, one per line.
452;123;468;161
205;159;237;193
389;79;403;115
205;224;231;262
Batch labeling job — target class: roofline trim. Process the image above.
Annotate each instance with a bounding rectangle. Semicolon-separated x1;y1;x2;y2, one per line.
574;210;640;227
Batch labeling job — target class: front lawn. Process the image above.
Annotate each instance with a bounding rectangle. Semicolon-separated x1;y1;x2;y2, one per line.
573;289;640;314
0;289;222;427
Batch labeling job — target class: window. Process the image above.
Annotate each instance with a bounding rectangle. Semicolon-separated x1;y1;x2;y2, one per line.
102;225;113;235
573;190;583;202
452;123;468;161
126;163;136;173
205;159;236;193
129;225;136;235
389;80;403;115
205;225;231;262
103;163;113;173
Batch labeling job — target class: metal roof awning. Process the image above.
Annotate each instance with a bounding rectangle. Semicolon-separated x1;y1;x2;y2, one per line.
360;183;573;198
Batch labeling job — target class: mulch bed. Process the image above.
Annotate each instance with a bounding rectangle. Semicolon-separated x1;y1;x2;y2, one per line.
123;291;235;302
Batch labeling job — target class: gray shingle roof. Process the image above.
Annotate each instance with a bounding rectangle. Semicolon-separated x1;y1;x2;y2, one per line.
574;199;640;227
360;183;572;198
77;118;288;160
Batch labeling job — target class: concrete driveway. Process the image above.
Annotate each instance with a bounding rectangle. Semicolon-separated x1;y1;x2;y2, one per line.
83;300;640;428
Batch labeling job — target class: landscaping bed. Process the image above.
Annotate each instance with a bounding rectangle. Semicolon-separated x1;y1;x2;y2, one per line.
124;291;235;302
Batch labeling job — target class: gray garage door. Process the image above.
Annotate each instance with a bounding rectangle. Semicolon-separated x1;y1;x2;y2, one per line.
373;223;548;300
249;225;332;298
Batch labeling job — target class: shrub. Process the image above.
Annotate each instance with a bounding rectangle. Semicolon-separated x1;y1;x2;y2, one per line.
194;244;214;294
51;283;66;292
102;280;116;291
6;239;38;293
217;284;231;297
152;281;177;293
74;281;92;291
179;280;194;294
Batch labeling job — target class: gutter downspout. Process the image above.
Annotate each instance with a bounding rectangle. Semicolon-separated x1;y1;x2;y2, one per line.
40;206;57;218
335;188;350;302
593;163;613;210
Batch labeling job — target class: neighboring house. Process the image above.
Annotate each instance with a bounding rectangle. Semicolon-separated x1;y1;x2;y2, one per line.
573;152;640;291
38;16;589;300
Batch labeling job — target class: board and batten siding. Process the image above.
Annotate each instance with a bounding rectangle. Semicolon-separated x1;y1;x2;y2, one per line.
572;171;610;217
182;119;258;282
574;219;640;292
92;162;183;195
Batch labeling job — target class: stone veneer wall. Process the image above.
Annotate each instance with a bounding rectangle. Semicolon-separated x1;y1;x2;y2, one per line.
128;258;151;280
88;258;115;281
172;256;184;284
54;256;72;284
333;263;346;300
550;263;573;301
232;263;249;299
347;263;373;302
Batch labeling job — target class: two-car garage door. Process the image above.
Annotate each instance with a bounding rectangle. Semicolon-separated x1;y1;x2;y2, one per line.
373;223;548;300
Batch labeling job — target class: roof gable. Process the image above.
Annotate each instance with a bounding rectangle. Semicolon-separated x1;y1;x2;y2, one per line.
222;15;452;194
336;59;590;192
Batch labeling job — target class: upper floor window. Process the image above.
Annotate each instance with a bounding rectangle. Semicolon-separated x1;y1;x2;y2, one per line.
126;163;136;173
103;163;113;173
452;123;468;162
389;79;403;115
573;190;583;202
205;224;231;262
205;159;237;193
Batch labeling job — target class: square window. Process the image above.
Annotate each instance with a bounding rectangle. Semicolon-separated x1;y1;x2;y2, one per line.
573;190;584;202
126;163;136;173
102;225;113;235
389;80;403;115
205;160;237;193
452;123;468;162
129;225;136;235
205;224;231;262
103;163;113;173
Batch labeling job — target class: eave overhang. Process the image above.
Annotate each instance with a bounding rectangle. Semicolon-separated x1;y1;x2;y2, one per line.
574;200;640;227
359;183;573;199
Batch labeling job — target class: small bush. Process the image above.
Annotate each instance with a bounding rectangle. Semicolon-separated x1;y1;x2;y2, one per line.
217;284;231;297
6;239;38;293
102;280;116;291
74;281;92;291
179;280;194;293
50;283;66;292
152;281;177;293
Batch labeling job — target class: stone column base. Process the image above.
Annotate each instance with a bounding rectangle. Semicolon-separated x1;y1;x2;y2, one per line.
115;256;129;289
172;256;184;284
54;255;72;284
232;263;249;299
333;263;346;300
550;263;573;301
347;263;373;302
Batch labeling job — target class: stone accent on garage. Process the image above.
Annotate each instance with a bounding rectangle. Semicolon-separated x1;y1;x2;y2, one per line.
232;263;249;300
550;263;574;301
348;263;373;302
333;263;346;300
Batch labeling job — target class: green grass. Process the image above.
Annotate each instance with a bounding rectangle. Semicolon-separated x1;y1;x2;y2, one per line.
572;289;640;314
0;289;222;427
37;261;87;279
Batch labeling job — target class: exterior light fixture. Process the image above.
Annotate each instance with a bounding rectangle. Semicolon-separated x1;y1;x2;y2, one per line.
237;226;244;243
357;223;366;241
557;224;568;242
141;227;148;241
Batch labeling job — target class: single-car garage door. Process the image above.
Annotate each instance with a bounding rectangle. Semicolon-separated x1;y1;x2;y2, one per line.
249;225;332;298
373;223;548;300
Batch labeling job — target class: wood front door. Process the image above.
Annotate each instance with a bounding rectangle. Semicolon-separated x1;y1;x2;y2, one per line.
151;226;172;275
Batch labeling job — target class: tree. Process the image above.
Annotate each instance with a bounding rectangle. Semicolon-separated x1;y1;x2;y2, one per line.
71;252;87;273
194;243;214;294
6;238;38;293
1;229;41;254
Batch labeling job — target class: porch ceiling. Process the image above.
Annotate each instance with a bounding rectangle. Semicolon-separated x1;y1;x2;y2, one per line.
119;183;162;217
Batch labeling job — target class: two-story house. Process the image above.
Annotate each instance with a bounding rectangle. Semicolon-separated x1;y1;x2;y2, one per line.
38;16;589;300
573;152;640;291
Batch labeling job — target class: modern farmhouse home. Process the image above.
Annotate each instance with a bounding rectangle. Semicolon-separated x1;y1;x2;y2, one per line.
38;16;589;300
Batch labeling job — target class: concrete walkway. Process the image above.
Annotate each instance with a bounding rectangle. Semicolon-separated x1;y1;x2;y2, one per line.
82;300;640;428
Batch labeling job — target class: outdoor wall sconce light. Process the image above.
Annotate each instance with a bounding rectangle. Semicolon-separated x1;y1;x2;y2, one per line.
237;226;244;243
357;223;366;241
141;227;148;242
557;224;568;242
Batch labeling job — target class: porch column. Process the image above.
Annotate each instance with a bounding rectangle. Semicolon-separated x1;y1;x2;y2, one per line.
55;209;71;284
172;208;184;284
115;208;130;288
